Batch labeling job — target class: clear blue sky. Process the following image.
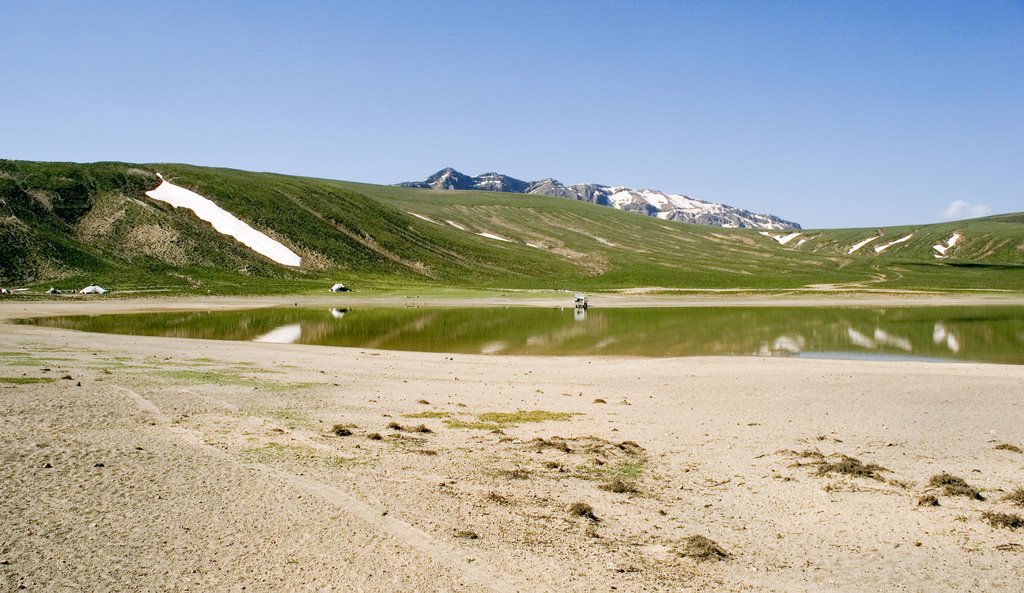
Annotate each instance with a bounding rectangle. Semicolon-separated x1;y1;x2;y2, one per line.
2;0;1021;228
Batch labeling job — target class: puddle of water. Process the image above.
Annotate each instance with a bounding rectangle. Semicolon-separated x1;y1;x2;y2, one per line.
20;306;1024;364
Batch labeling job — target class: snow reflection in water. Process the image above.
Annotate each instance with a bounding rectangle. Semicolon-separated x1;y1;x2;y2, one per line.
22;305;1024;364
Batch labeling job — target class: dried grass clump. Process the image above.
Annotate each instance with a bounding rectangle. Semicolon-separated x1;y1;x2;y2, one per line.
331;424;353;437
994;443;1022;453
929;473;985;501
385;421;432;434
568;502;599;522
917;494;940;507
367;432;383;441
1003;488;1024;507
486;491;511;505
616;441;645;456
785;449;824;466
528;436;645;459
815;455;887;480
531;437;573;454
982;511;1023;530
600;477;640;494
502;468;532;480
678;535;730;562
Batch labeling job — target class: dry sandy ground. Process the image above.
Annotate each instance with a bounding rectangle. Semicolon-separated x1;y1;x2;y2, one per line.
1;296;1023;592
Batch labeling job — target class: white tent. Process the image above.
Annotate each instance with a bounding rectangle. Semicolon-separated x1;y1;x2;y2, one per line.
330;283;349;292
80;285;108;294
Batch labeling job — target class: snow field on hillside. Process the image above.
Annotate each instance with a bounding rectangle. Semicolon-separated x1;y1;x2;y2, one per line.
874;234;914;253
145;175;301;266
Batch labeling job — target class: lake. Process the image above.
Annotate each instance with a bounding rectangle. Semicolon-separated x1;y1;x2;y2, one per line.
20;305;1024;364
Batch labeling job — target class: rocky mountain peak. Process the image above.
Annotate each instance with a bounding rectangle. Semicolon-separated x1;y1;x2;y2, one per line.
399;168;800;230
419;167;474;190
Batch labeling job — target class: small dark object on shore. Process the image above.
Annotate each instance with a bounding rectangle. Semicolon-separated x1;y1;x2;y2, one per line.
568;502;599;522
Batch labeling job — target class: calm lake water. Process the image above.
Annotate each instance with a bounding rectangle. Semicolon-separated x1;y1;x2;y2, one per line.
22;306;1024;364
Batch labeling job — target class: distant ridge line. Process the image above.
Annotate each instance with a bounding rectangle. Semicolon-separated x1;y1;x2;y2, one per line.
399;167;800;230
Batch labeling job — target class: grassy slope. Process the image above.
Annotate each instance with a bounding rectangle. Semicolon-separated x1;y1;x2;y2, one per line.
332;179;1024;291
1;160;1022;293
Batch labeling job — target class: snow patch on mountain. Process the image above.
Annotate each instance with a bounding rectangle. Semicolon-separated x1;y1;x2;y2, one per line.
759;231;802;245
847;235;880;255
145;174;301;266
399;168;800;231
408;212;441;225
933;232;962;258
874;233;914;253
478;232;512;242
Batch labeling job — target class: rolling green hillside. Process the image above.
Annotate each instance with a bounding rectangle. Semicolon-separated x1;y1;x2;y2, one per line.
1;160;1021;294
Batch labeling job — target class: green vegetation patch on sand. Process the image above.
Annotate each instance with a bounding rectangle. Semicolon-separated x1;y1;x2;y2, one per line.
444;419;504;430
150;369;317;391
240;443;355;469
402;411;451;419
0;351;75;368
446;410;578;430
477;410;576;424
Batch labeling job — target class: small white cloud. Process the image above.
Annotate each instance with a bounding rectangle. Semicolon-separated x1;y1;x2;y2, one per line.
942;200;991;220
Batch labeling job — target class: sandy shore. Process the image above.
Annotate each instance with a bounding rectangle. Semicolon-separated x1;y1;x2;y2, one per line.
2;297;1022;592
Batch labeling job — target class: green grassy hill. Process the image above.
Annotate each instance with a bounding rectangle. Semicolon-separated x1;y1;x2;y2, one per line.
1;160;1021;294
